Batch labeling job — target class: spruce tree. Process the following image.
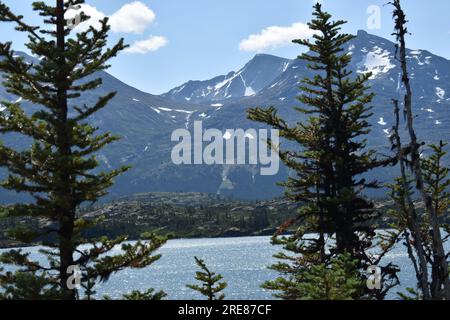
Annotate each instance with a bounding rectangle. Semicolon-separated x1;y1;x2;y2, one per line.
186;257;227;300
422;142;450;229
0;0;165;300
248;3;398;299
297;253;362;300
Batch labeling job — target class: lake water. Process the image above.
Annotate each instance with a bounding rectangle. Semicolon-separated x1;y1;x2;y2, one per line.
0;236;443;300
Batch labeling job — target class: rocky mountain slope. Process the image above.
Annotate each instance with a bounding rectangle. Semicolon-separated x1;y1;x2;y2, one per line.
1;30;449;202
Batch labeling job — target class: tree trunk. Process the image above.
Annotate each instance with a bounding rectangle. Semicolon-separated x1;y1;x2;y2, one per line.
394;0;450;299
392;100;431;299
56;0;76;300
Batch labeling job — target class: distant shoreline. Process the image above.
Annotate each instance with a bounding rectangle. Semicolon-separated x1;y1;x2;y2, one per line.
0;231;291;250
11;229;413;250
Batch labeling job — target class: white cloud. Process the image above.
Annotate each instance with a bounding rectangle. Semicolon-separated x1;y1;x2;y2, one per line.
110;1;156;34
124;36;168;54
66;4;105;31
239;22;314;52
67;1;156;34
65;2;167;54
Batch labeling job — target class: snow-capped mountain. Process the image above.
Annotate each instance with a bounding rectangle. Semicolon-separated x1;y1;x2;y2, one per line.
161;30;450;151
154;30;450;199
1;30;449;202
193;30;450;147
161;54;291;103
255;30;450;106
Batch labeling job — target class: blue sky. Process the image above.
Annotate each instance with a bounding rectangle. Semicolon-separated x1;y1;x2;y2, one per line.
0;0;449;94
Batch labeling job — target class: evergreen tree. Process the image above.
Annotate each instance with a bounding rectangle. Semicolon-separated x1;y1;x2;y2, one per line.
186;257;227;300
0;0;166;300
121;289;167;301
388;142;450;299
0;271;61;300
297;253;362;300
422;142;450;222
248;3;398;299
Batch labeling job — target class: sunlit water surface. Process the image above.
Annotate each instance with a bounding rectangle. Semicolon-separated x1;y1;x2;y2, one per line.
3;235;448;300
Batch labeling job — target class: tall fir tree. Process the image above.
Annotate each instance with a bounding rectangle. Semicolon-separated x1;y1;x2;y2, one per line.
248;3;398;299
0;0;165;300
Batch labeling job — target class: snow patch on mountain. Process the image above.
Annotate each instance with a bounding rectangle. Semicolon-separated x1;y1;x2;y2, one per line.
434;70;440;80
239;74;256;97
436;87;445;99
174;109;193;114
245;86;256;97
378;117;387;126
172;85;186;94
358;47;395;79
215;73;237;91
223;131;232;140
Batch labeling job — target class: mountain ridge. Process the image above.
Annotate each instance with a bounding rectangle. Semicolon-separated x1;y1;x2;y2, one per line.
1;30;450;202
161;53;292;104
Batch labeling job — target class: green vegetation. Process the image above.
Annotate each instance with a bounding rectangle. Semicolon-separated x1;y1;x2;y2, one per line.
0;192;300;246
385;0;450;299
248;3;398;300
1;193;416;248
187;257;227;300
296;253;363;300
0;0;165;300
0;0;448;301
121;289;167;301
